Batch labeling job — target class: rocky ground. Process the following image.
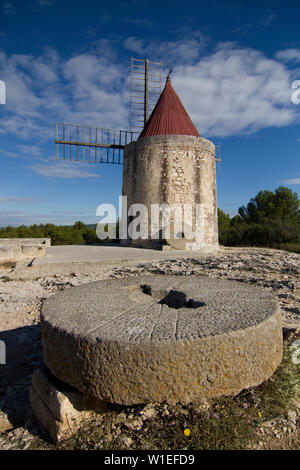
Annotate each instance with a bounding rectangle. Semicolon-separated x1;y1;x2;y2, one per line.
0;246;299;450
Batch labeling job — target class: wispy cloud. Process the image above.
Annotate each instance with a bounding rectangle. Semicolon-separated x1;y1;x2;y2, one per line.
233;13;276;36
35;0;55;7
0;197;50;202
124;33;208;65
29;161;99;179
0;37;298;143
1;1;15;16
281;178;300;185
18;144;41;157
0;46;129;141
276;49;300;64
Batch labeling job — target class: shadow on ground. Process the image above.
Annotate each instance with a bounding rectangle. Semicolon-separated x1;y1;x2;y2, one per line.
0;325;42;430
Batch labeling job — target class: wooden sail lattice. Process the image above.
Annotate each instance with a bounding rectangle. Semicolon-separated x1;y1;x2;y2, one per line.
55;123;135;165
54;58;221;170
130;58;162;132
55;58;162;165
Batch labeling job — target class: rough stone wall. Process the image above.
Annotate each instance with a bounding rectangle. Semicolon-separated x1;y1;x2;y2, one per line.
123;135;218;250
0;239;50;263
0;238;51;247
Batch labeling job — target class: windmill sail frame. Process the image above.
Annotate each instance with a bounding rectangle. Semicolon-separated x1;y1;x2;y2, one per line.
55;123;135;165
130;58;162;133
54;58;221;171
55;58;162;164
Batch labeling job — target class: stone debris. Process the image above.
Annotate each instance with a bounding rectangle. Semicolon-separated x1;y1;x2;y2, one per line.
0;410;13;434
0;246;299;448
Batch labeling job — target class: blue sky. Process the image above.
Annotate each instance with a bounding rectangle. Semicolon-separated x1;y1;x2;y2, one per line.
0;0;300;226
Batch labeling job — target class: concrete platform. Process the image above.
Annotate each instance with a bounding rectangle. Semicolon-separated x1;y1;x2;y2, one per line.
32;244;217;267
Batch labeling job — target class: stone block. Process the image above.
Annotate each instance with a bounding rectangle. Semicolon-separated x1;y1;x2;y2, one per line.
22;245;46;258
0;246;13;260
30;367;107;442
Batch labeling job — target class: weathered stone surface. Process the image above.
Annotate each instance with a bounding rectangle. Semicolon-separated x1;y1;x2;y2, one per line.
41;276;283;405
123;135;218;250
0;246;13;261
0;410;14;434
22;244;46;258
0;238;49;263
0;238;50;247
30;367;107;442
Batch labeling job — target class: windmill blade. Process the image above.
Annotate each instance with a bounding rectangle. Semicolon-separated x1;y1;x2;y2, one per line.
130;58;162;132
55;123;136;165
54;58;163;165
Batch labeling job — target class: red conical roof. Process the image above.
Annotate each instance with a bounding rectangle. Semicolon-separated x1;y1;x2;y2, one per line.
138;77;200;139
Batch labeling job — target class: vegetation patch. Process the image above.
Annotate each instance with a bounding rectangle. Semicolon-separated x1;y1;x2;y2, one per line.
219;186;300;250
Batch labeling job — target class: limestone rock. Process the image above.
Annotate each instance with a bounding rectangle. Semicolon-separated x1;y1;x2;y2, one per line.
30;367;107;442
0;411;14;434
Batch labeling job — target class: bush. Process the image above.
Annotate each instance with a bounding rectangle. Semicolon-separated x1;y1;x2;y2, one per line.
279;243;300;254
218;186;300;249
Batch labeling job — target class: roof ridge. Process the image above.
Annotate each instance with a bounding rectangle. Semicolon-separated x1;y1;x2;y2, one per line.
138;78;200;139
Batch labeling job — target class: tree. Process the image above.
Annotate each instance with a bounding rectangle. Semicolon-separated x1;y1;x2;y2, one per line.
237;186;300;247
218;209;231;245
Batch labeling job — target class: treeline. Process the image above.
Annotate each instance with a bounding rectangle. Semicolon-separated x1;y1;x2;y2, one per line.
0;221;101;246
219;186;300;252
1;186;300;252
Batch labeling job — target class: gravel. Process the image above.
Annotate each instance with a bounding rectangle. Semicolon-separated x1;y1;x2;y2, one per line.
0;246;299;449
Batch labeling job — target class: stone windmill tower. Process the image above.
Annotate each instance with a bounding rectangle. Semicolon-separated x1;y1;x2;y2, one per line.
55;59;219;251
122;74;219;251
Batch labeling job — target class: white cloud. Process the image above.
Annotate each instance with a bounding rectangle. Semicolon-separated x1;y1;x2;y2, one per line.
0;210;97;226
276;49;300;64
29;161;99;179
173;44;296;137
0;39;298;144
0;47;129;141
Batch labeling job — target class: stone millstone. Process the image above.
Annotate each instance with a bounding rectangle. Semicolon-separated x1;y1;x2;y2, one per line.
41;276;283;405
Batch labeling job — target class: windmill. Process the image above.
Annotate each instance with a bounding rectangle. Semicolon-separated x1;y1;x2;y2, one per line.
55;58;162;166
55;57;221;250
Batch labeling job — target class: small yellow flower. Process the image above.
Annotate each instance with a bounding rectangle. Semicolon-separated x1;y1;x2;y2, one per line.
184;428;191;437
258;412;262;418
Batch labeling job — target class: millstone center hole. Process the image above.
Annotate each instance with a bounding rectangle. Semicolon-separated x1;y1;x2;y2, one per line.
140;284;205;309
